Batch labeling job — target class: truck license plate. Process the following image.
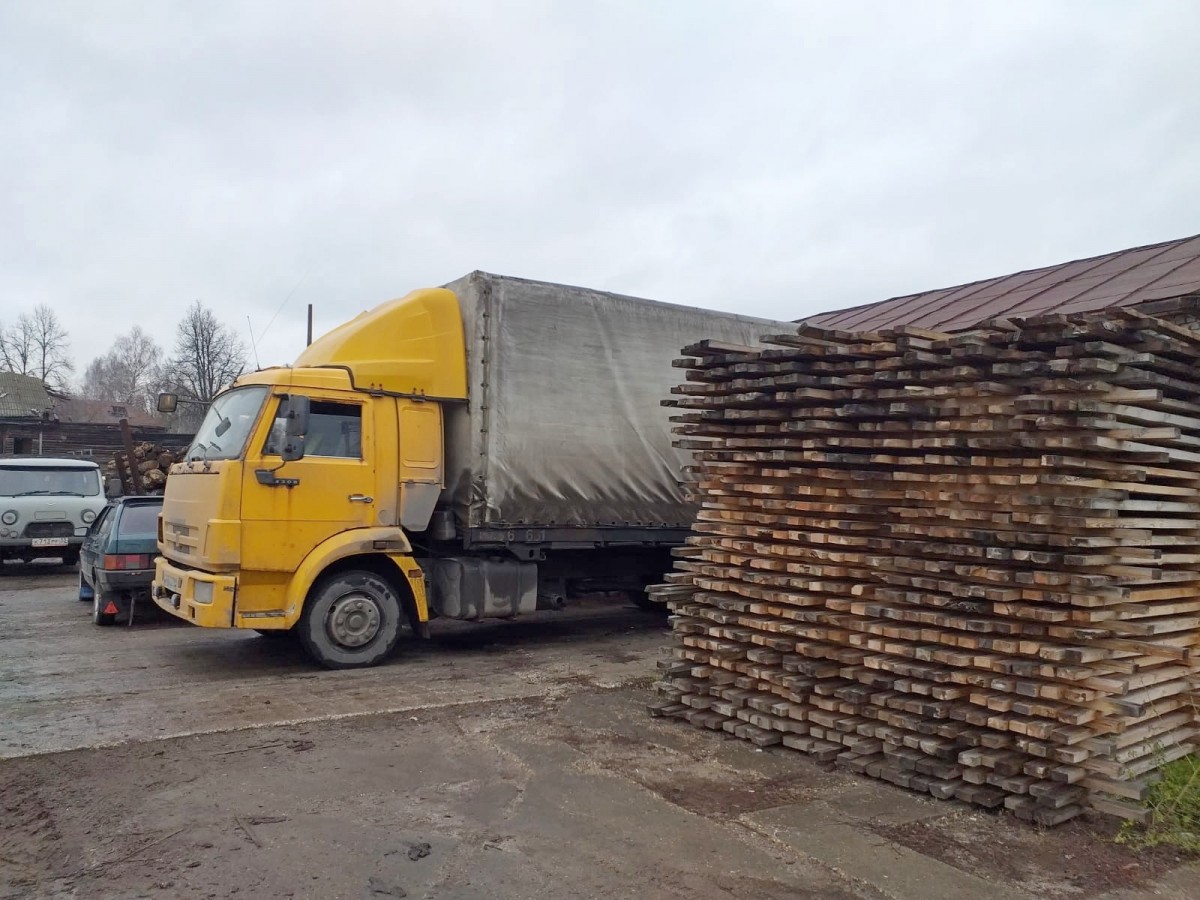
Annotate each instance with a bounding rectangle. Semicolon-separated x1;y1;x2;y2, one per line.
31;538;69;548
163;573;182;592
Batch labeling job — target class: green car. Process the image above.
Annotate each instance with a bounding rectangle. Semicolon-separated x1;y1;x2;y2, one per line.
77;496;164;626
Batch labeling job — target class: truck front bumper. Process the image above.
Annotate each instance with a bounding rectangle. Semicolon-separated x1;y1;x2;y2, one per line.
152;558;237;628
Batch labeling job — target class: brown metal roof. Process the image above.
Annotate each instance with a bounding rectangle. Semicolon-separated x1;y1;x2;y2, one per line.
806;233;1200;332
54;398;166;428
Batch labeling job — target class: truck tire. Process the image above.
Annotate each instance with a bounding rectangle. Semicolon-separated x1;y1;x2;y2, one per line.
93;589;118;627
297;570;403;669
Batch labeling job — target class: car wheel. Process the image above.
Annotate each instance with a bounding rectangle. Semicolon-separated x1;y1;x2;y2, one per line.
78;569;94;602
297;570;403;669
93;588;118;627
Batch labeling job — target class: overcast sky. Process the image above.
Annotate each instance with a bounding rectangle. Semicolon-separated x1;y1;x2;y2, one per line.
1;1;1198;378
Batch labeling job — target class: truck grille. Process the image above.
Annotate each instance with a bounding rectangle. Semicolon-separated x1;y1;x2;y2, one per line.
163;520;198;557
23;522;75;539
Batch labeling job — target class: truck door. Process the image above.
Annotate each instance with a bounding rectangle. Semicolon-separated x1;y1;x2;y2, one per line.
240;393;376;575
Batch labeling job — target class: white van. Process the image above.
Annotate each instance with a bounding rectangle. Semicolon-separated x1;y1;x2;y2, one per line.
0;458;106;565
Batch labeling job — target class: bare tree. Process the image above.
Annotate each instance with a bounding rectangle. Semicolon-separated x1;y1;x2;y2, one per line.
0;306;73;390
166;301;247;420
81;326;166;413
28;306;74;391
0;315;36;376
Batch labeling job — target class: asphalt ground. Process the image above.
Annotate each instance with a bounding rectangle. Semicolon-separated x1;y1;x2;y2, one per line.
1;562;1195;899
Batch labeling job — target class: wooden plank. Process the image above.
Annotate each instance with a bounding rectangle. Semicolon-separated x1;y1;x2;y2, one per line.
654;309;1200;829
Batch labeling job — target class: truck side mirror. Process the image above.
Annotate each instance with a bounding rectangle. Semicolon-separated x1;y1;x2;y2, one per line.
281;436;306;462
280;395;310;462
157;393;179;414
283;395;310;436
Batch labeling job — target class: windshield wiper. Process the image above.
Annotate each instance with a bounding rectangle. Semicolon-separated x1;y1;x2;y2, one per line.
11;489;88;497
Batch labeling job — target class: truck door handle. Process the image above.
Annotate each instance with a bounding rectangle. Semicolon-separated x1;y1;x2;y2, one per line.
348;494;374;503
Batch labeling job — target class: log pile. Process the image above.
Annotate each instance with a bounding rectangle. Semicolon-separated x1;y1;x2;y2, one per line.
651;307;1200;825
106;441;184;495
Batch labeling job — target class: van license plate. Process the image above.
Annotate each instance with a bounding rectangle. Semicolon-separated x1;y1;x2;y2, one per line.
31;538;69;547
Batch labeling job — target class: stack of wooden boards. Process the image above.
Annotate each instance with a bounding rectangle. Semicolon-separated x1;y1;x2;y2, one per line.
651;306;1200;825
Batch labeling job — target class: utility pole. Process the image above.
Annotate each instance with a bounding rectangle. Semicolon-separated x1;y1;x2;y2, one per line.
306;304;313;346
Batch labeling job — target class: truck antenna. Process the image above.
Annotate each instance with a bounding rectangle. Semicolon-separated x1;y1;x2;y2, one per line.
247;316;262;370
244;273;306;370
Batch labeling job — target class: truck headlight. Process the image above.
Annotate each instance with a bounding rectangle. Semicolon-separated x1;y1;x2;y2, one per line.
1;510;16;525
193;581;214;604
81;509;96;524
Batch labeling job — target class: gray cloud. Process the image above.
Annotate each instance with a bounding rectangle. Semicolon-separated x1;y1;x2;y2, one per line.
1;0;1197;375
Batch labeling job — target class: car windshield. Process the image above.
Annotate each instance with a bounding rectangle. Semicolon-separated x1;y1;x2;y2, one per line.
118;503;162;537
186;387;268;461
0;467;100;497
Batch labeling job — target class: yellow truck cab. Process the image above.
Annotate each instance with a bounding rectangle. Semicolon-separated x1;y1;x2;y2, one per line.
153;272;787;668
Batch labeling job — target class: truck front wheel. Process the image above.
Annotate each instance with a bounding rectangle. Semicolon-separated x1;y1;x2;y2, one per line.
297;570;404;669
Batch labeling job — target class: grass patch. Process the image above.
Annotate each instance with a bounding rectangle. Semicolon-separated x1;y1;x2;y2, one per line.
1118;754;1200;853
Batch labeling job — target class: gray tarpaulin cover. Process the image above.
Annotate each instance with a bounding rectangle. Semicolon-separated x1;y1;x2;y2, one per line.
440;272;791;531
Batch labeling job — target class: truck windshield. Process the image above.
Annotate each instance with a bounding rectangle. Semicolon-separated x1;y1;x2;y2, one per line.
186;386;269;462
0;467;101;497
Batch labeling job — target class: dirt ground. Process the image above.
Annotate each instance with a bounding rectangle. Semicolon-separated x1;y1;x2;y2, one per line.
1;563;1197;899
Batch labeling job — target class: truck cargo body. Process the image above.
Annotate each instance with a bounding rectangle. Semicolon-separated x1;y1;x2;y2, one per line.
441;272;778;544
426;273;788;616
151;272;788;667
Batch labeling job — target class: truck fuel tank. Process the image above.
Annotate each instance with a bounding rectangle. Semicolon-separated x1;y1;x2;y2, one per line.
425;557;537;620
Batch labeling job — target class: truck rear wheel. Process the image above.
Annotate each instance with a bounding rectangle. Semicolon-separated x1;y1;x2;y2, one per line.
297;570;403;669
